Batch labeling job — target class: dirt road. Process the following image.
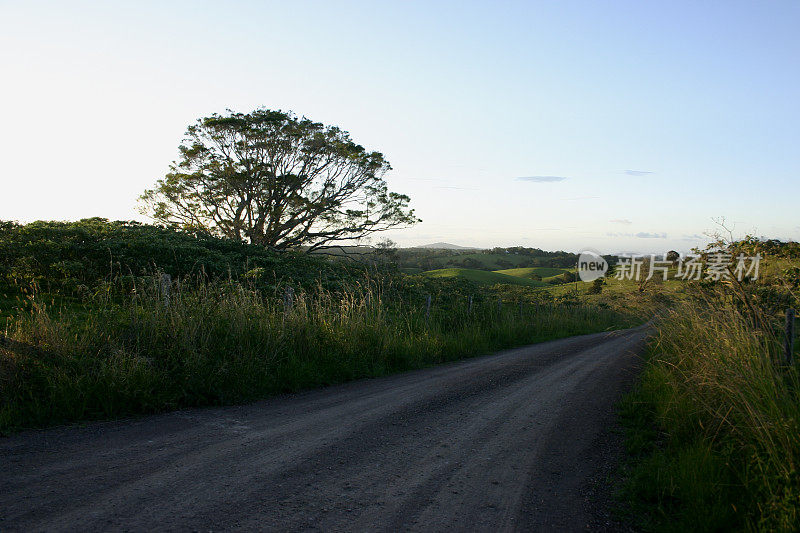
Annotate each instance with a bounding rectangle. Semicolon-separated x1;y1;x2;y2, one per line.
1;326;648;532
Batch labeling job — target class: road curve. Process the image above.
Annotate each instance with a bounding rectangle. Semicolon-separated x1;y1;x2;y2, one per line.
1;326;648;532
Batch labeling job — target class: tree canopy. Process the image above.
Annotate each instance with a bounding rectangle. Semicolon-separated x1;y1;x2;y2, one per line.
141;109;419;251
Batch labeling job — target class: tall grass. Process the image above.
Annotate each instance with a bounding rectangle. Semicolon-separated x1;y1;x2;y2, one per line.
0;277;632;432
620;290;800;531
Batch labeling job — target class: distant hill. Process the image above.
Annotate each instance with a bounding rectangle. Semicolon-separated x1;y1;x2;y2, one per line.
415;242;480;250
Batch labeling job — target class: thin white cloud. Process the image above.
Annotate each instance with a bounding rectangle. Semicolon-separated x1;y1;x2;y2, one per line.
607;232;667;239
609;218;632;225
623;170;655;176
516;176;568;182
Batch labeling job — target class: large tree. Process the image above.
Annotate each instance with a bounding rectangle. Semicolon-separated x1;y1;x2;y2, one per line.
141;109;419;251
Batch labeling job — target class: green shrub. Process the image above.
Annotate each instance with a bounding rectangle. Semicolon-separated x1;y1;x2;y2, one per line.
0;218;362;294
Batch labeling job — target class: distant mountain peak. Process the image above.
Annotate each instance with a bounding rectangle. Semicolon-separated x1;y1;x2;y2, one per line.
416;242;479;250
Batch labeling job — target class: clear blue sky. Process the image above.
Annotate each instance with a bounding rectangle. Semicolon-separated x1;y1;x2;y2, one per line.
1;1;798;253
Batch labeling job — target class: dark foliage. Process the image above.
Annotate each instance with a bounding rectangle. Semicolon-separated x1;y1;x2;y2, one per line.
0;218;363;294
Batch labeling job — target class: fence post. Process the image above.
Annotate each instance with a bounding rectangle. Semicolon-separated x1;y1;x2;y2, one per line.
497;298;502;313
160;273;171;308
468;294;473;315
518;300;523;317
284;287;295;317
785;308;795;365
425;294;432;323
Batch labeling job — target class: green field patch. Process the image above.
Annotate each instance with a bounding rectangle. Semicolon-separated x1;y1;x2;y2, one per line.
422;268;548;287
493;267;568;279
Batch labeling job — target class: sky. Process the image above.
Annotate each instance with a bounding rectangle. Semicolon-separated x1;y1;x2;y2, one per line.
1;1;798;254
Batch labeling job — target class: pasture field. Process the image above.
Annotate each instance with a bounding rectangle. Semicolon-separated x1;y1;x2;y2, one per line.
493;267;569;279
436;252;535;270
422;268;548;287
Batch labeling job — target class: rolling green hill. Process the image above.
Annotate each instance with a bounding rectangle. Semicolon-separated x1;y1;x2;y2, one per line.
422;268;548;287
493;267;569;279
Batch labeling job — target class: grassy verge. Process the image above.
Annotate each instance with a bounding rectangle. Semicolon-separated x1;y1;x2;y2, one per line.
0;279;635;433
618;294;800;531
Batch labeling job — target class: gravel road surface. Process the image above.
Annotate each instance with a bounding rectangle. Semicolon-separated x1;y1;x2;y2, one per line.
1;326;648;532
